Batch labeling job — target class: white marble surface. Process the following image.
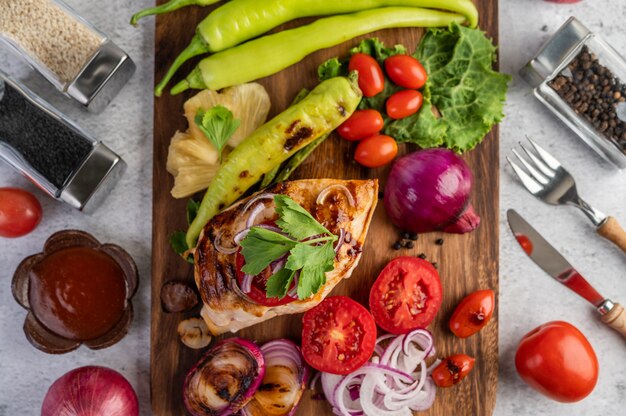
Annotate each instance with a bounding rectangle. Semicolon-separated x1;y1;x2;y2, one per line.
1;1;625;415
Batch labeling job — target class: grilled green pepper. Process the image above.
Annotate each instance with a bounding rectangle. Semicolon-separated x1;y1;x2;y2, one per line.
154;0;477;95
185;75;362;248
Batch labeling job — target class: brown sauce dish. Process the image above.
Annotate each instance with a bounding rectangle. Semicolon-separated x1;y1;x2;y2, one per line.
11;230;138;354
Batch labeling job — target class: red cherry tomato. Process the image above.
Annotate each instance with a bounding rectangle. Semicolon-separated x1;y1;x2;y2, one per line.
369;257;443;334
432;354;476;387
515;234;533;255
354;135;398;168
386;90;423;119
449;289;495;338
235;250;296;307
349;53;384;97
0;187;42;238
384;55;428;89
301;296;376;374
337;109;384;141
515;321;598;402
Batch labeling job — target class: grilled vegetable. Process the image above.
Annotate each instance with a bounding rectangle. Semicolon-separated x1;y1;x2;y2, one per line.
185;75;362;248
152;0;478;95
170;7;467;94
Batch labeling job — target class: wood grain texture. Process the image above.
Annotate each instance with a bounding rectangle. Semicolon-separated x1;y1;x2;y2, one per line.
151;1;499;414
597;216;626;255
602;303;626;339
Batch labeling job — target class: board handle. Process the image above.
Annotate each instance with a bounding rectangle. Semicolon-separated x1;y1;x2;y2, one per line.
597;216;626;256
601;303;626;339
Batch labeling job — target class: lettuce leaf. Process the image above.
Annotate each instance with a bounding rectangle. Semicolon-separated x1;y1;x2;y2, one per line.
317;25;510;153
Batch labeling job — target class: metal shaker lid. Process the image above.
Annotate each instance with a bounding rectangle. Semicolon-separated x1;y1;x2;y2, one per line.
60;142;126;213
520;17;592;87
67;40;136;113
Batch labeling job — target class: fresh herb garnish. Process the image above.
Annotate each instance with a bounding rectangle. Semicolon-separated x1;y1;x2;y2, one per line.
195;105;240;160
239;195;337;300
170;199;201;263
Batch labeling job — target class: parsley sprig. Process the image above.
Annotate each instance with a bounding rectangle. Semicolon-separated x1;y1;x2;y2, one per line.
239;195;337;300
195;105;240;161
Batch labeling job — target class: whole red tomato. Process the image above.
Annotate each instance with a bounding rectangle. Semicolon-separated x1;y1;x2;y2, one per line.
354;135;398;168
337;109;384;141
384;55;428;89
0;187;42;238
515;321;598;402
385;90;423;119
431;354;475;387
348;53;384;97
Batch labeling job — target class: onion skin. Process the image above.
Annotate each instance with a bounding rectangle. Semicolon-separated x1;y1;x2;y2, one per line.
41;366;139;416
384;149;477;234
184;337;265;416
442;203;481;234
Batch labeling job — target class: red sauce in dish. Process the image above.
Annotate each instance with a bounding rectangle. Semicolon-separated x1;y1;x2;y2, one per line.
28;246;127;341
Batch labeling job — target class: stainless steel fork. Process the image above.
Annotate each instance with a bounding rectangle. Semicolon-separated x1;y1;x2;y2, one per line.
507;137;626;255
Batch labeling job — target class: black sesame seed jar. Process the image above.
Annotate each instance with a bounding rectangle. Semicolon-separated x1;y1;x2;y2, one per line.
0;71;125;212
521;17;626;169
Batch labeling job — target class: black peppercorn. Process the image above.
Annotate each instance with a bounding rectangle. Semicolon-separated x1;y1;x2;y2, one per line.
435;238;444;246
392;242;402;250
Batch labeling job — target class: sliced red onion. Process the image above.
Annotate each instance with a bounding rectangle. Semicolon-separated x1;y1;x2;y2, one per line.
243;339;308;416
309;371;321;391
246;202;267;228
286;271;299;298
240;274;253;294
241;193;275;214
213;230;239;255
321;372;344;408
233;228;251;245
316;184;356;207
334;228;346;254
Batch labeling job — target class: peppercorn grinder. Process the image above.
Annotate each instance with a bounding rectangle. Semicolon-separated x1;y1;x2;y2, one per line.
520;17;626;169
0;0;135;113
0;72;125;212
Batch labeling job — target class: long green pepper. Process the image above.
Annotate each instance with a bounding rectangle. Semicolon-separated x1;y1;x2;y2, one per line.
153;0;478;95
185;75;362;248
130;0;222;26
171;7;467;94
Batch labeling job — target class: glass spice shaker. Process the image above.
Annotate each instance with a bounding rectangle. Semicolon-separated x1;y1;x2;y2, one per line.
520;17;626;169
0;0;135;113
0;71;125;212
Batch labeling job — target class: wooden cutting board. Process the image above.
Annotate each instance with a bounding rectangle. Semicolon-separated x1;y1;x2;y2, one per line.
152;1;499;414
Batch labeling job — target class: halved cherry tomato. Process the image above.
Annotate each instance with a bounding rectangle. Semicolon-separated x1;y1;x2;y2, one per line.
384;55;428;89
235;250;296;307
337;109;384;141
386;90;423;119
301;296;376;374
349;53;384;97
515;321;598;402
354;134;398;168
369;257;442;334
515;234;533;255
432;354;476;387
449;289;495;338
0;187;42;238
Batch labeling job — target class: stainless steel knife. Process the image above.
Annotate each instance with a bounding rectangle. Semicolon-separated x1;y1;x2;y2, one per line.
507;209;626;339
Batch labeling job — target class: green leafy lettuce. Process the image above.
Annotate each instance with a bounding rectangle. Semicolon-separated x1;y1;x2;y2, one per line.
318;24;510;153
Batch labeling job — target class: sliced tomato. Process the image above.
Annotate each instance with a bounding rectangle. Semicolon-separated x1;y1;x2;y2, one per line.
348;53;384;97
337;109;384;141
385;89;423;119
432;354;475;387
369;257;442;334
449;289;495;338
301;296;376;374
235;250;296;307
384;55;428;89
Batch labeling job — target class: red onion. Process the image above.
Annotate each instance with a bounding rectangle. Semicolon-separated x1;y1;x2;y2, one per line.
316;184;356;207
184;338;265;416
41;366;139;416
242;339;309;416
384;149;480;234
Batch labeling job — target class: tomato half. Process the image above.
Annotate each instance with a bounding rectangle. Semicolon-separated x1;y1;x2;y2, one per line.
369;257;442;334
337;109;384;141
515;321;598;402
301;296;376;374
386;90;423;119
384;55;428;89
0;187;42;238
431;354;475;387
348;53;384;97
354;135;398;168
235;250;296;307
449;289;495;338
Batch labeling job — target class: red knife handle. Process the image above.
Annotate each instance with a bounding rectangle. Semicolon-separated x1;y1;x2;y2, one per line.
601;303;626;339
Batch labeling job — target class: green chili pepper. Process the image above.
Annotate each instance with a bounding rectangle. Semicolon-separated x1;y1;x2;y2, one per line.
154;0;477;96
130;0;222;26
185;75;362;248
170;7;467;95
